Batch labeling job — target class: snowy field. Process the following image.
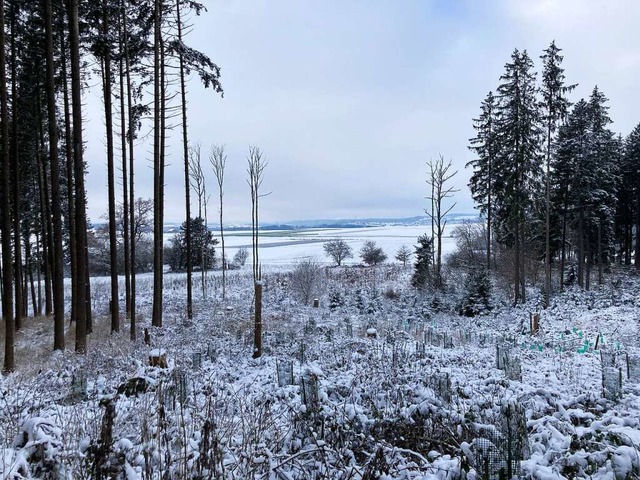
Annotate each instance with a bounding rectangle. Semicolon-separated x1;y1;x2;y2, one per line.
208;225;456;266
1;239;640;478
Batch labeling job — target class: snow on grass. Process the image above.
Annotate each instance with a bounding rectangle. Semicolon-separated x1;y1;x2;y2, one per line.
0;261;639;478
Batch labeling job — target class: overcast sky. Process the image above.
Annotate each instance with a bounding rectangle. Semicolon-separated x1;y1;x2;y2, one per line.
82;0;640;224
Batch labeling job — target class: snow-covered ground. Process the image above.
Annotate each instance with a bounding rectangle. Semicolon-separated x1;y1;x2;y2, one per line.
1;248;639;478
212;225;457;266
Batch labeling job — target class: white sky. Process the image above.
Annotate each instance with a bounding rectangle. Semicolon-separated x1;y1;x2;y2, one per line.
82;0;640;224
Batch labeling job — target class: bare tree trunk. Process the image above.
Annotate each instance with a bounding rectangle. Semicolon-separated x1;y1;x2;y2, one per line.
123;2;136;340
253;282;262;358
152;0;164;328
44;0;65;350
25;236;37;317
544;124;552;307
520;223;526;302
60;21;77;324
100;0;120;334
514;228;520;306
176;0;193;320
585;237;591;291
560;199;568;291
636;192;640;271
210;145;226;300
597;220;603;285
0;0;15;372
69;0;90;353
35;232;43;317
117;4;130;323
36;124;53;318
10;4;23;327
577;214;584;289
37;111;54;317
425;156;458;290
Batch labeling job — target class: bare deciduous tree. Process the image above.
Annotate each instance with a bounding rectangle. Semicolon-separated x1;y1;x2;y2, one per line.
425;155;458;290
290;258;323;305
189;143;209;300
247;145;268;358
210;144;227;299
247;146;268;282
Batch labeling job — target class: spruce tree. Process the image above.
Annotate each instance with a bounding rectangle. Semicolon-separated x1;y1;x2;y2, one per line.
540;41;576;305
493;49;543;304
623;123;640;269
411;234;433;290
468;91;499;271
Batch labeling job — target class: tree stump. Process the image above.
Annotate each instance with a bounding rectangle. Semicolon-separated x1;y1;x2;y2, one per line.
149;348;167;368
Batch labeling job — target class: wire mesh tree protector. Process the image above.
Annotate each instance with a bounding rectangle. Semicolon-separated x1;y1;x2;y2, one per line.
472;402;529;480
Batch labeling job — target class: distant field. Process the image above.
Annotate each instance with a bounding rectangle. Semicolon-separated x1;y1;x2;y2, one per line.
207;225;458;266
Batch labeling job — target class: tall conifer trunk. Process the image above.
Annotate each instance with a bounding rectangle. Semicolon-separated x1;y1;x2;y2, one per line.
118;13;131;323
1;0;15;372
176;0;193;319
10;4;23;327
101;0;120;333
44;0;66;349
152;0;164;327
69;0;90;353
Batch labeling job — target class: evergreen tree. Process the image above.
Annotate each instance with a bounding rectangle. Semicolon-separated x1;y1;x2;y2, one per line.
458;268;492;317
468;91;499;271
540;41;576;305
552;100;590;287
623;123;640;269
167;217;218;272
493;49;543;304
553;89;618;289
411;234;433;290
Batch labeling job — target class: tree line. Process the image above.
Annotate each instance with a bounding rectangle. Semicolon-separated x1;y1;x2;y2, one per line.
468;41;640;306
0;0;224;372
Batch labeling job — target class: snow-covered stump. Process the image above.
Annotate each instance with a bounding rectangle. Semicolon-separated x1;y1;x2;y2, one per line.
530;312;540;335
149;348;168;368
602;366;623;401
276;360;294;387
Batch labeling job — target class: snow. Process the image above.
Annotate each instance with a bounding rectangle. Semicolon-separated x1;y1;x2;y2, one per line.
1;236;640;478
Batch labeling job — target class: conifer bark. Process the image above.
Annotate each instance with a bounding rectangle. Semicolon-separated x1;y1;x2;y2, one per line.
44;0;65;350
